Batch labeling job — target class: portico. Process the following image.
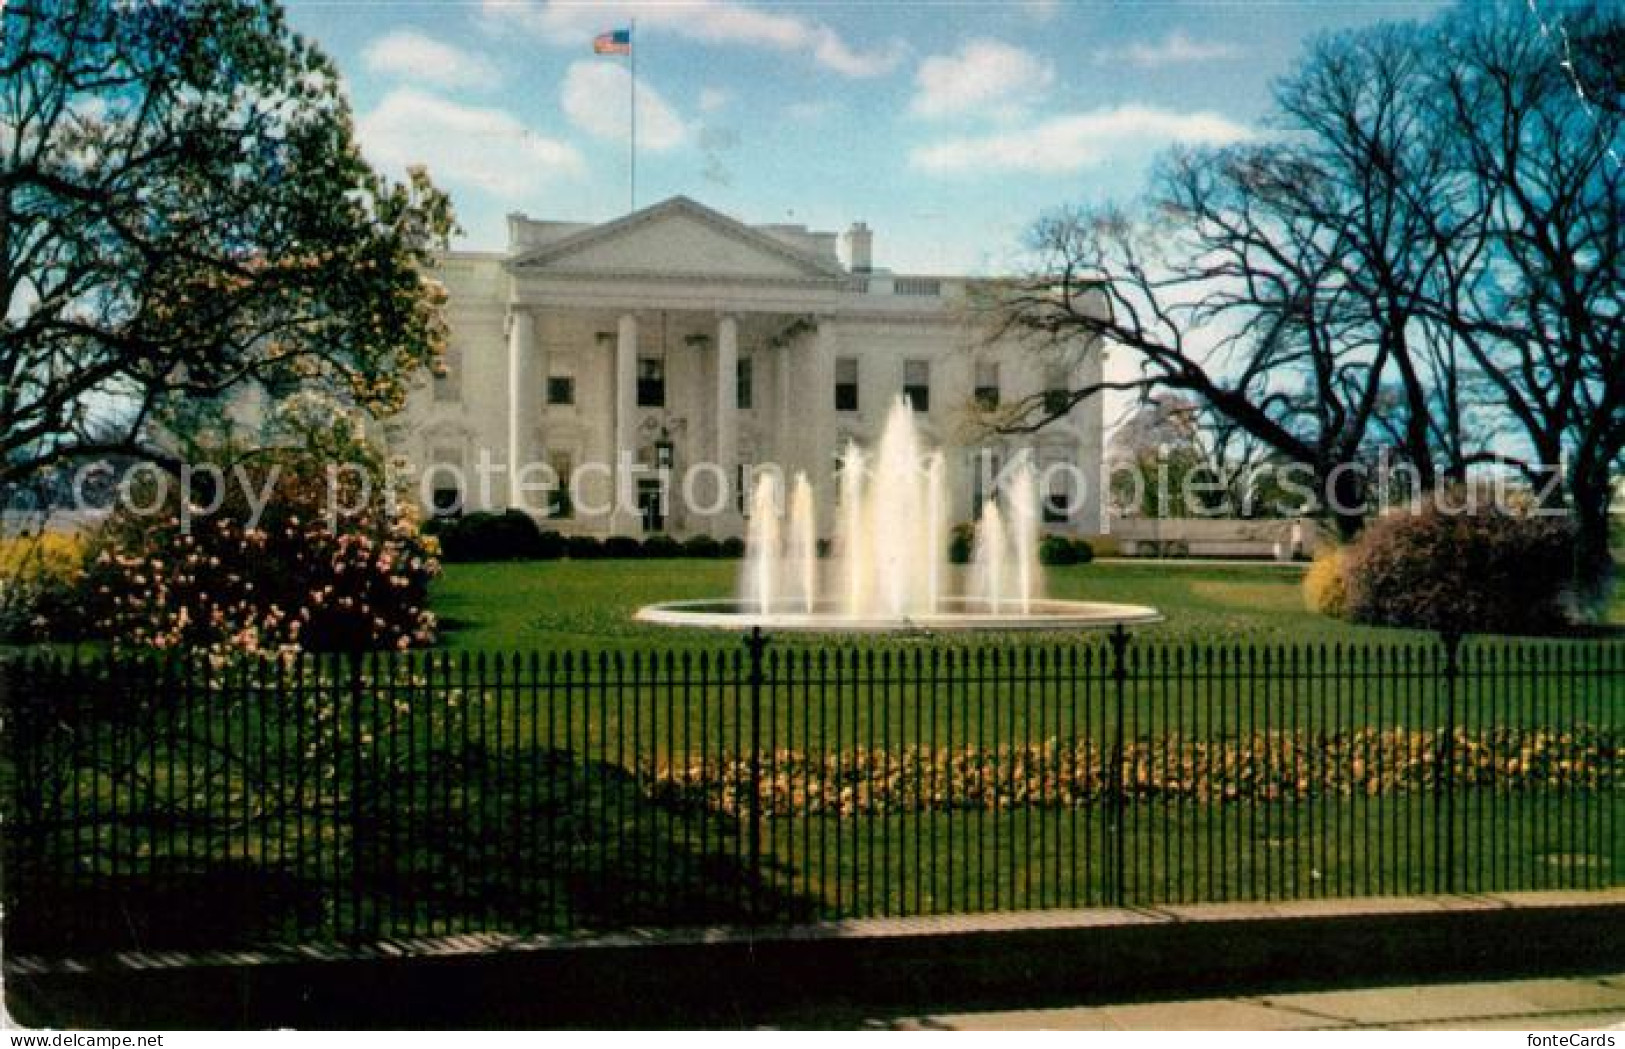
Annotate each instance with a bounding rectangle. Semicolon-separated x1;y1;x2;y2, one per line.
400;196;1105;540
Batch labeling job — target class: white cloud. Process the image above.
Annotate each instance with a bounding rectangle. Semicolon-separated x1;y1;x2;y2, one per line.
909;105;1252;176
356;88;586;198
560;61;689;151
1115;30;1238;68
910;39;1053;121
484;0;904;78
698;87;731;113
362;29;498;89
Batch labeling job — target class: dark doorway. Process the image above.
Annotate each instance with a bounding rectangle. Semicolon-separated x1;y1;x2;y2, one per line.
638;478;666;533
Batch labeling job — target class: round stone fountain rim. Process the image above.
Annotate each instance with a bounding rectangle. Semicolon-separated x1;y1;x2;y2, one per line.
634;597;1164;633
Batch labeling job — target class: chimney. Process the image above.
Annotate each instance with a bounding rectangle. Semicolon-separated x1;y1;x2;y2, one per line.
844;221;873;273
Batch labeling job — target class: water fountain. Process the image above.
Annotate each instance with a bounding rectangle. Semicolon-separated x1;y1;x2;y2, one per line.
637;399;1160;632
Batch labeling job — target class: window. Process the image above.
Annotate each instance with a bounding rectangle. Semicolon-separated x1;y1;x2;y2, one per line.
546;375;575;406
1044;364;1071;416
637;357;665;407
547;451;573;519
430;487;462;515
834;357;859;412
1044;488;1072;523
433;346;462;403
904;359;930;413
737;357;753;410
974;362;1000;411
428;445;463;515
638;478;666;533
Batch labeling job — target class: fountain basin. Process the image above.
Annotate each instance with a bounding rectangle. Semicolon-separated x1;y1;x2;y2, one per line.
635;597;1163;633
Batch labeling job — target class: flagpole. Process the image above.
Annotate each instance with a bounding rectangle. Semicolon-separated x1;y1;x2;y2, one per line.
629;19;637;213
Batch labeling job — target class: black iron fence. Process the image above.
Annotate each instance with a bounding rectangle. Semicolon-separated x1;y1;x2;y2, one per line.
2;631;1621;954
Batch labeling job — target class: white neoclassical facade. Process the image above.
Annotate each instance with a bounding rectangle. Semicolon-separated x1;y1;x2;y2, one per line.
386;196;1105;539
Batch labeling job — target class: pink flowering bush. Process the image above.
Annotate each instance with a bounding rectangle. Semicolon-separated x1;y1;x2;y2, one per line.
85;420;438;657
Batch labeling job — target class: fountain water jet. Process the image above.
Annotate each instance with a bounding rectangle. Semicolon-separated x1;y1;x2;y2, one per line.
788;473;818;613
640;397;1160;632
972;499;1007;613
1009;458;1041;615
742;471;782;613
839;446;870;615
924;453;945;614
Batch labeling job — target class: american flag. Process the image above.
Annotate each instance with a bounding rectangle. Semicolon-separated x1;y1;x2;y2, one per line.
593;28;631;55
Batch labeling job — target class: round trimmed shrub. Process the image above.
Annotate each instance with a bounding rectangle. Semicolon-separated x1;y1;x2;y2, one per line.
1343;504;1576;634
565;534;604;560
602;535;643;559
681;534;723;559
642;534;681;558
1072;538;1095;564
1039;534;1080;566
535;530;567;560
425;509;542;562
718;536;746;559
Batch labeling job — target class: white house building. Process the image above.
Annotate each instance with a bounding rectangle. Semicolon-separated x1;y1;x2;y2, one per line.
386;196;1105;539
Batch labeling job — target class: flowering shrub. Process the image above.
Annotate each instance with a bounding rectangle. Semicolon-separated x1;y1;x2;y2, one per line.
1303;547;1350;617
84;411;439;658
650;726;1619;818
0;532;90;641
1344;504;1577;633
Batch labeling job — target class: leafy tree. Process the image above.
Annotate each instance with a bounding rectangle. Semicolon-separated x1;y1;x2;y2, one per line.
1;0;455;487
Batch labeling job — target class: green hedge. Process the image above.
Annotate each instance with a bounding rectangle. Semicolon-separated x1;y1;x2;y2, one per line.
427;517;747;562
423;510;551;562
1039;534;1095;566
426;517;1096;567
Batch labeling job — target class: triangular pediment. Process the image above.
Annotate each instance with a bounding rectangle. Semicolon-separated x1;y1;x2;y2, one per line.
507;197;842;281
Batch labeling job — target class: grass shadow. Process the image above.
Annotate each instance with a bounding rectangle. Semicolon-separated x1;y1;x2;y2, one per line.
5;747;816;956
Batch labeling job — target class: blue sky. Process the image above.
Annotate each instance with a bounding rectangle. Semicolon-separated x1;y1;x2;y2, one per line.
287;0;1450;274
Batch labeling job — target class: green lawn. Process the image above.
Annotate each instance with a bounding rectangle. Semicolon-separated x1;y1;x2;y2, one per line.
430;557;1625;653
11;556;1618;954
428;559;1342;653
422;557;1625;736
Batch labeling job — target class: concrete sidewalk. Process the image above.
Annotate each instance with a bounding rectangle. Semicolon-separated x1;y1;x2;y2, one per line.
9;892;1624;1028
895;973;1625;1031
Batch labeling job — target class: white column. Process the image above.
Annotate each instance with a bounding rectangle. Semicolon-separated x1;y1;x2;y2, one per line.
613;313;638;534
506;308;535;509
715;314;739;535
811;318;838;533
776;342;793;475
